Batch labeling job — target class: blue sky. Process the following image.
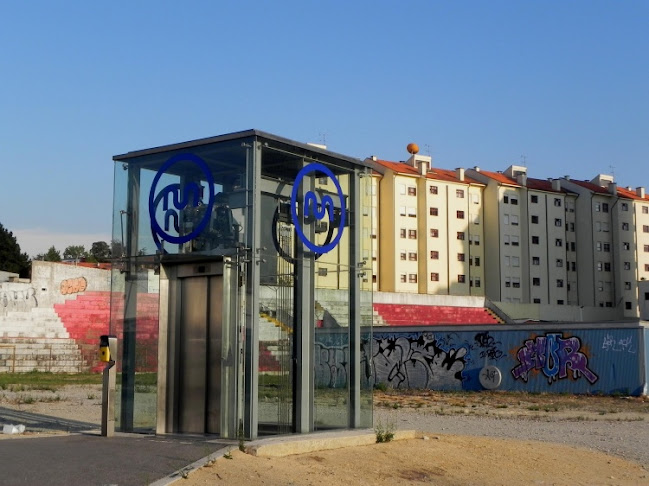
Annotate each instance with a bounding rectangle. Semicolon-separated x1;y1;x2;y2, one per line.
1;1;647;257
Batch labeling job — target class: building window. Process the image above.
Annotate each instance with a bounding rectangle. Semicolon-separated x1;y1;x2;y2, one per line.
400;228;406;238
602;203;609;213
622;203;629;211
643;206;649;214
505;256;510;266
605;302;613;308
408;207;417;217
531;215;539;224
624;262;631;270
512;277;520;288
645;245;649;252
604;263;611;271
554;198;561;207
457;210;465;219
474;257;481;266
512;256;520;267
569;223;575;231
625;282;632;290
430;229;439;238
531;195;538;203
597;281;604;291
595;202;601;212
471;194;480;204
511;198;518;205
511;215;519;226
645;264;649;272
533;298;541;303
408;252;417;261
400;251;406;261
504;214;510;225
430;251;439;259
644;225;649;233
597;262;603;271
532;257;540;265
430;207;438;216
408;274;417;283
596;241;602;251
504;195;509;204
473;235;480;246
571;262;576;271
512;236;519;246
474;277;481;288
570;242;576;251
399;184;406;195
533;278;540;286
532;236;539;244
407;186;416;196
622;222;629;231
399;206;407;216
556;259;563;267
458;274;466;283
557;279;564;288
603;243;610;252
408;229;417;239
555;218;562;227
429;185;438;195
625;302;632;310
458;253;465;262
430;272;439;281
557;300;564;305
318;267;328;276
400;274;407;283
504;235;510;245
456;189;465;198
457;232;465;240
555;238;563;247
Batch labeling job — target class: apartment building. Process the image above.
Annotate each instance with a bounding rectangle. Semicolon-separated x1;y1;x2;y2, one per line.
466;165;572;305
369;154;485;296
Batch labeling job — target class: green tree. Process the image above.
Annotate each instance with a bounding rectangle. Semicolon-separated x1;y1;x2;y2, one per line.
0;222;30;277
42;246;62;262
89;241;111;262
63;245;87;261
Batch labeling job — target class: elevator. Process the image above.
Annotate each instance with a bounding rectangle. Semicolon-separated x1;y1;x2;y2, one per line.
156;259;240;436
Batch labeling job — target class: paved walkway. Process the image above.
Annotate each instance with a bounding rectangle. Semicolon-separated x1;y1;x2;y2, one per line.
0;407;233;485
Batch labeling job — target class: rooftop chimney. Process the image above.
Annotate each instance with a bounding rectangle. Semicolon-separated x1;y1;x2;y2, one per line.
474;166;480;172
608;182;617;196
637;187;646;198
516;173;527;186
552;179;561;191
564;175;570;181
456;168;465;181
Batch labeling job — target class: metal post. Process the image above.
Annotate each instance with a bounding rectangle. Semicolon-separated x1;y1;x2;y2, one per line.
101;335;118;437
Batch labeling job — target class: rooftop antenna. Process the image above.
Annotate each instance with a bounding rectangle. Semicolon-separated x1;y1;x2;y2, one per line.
424;144;431;156
609;164;615;178
318;131;328;146
520;155;527;166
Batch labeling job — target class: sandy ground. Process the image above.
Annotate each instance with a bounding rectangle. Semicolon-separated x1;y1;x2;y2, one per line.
1;385;649;485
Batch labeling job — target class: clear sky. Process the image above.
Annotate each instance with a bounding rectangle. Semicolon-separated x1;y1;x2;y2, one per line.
1;1;647;258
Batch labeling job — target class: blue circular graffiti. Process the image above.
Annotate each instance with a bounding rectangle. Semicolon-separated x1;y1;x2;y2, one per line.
290;163;346;254
148;153;215;250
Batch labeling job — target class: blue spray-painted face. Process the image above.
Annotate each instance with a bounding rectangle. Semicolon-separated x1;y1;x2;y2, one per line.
148;153;215;251
290;163;346;254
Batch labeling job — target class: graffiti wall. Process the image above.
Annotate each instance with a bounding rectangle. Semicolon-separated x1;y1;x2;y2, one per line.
314;326;646;396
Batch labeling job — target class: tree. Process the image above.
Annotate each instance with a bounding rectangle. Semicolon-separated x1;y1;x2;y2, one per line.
42;246;62;262
89;241;111;262
0;222;30;277
63;245;87;261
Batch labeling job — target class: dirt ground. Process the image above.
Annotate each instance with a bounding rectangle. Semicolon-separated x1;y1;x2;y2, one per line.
1;385;649;485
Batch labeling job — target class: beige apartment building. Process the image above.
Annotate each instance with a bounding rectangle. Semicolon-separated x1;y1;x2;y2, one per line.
465;165;573;306
368;154;485;296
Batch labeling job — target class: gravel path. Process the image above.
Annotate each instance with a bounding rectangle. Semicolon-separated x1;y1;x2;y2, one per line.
376;408;649;466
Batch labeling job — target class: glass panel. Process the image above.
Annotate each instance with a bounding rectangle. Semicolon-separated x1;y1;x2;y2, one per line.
359;173;374;428
258;191;295;435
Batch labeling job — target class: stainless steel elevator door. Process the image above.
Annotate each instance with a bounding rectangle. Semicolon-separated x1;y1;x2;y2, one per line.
178;275;222;434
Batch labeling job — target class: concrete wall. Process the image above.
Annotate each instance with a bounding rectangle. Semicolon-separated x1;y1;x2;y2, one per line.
494;301;624;322
315;322;646;396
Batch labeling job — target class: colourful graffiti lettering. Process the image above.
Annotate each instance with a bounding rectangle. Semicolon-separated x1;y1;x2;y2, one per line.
511;333;598;385
60;277;87;295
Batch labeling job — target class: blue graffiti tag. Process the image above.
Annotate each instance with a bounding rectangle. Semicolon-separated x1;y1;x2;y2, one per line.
511;333;598;385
